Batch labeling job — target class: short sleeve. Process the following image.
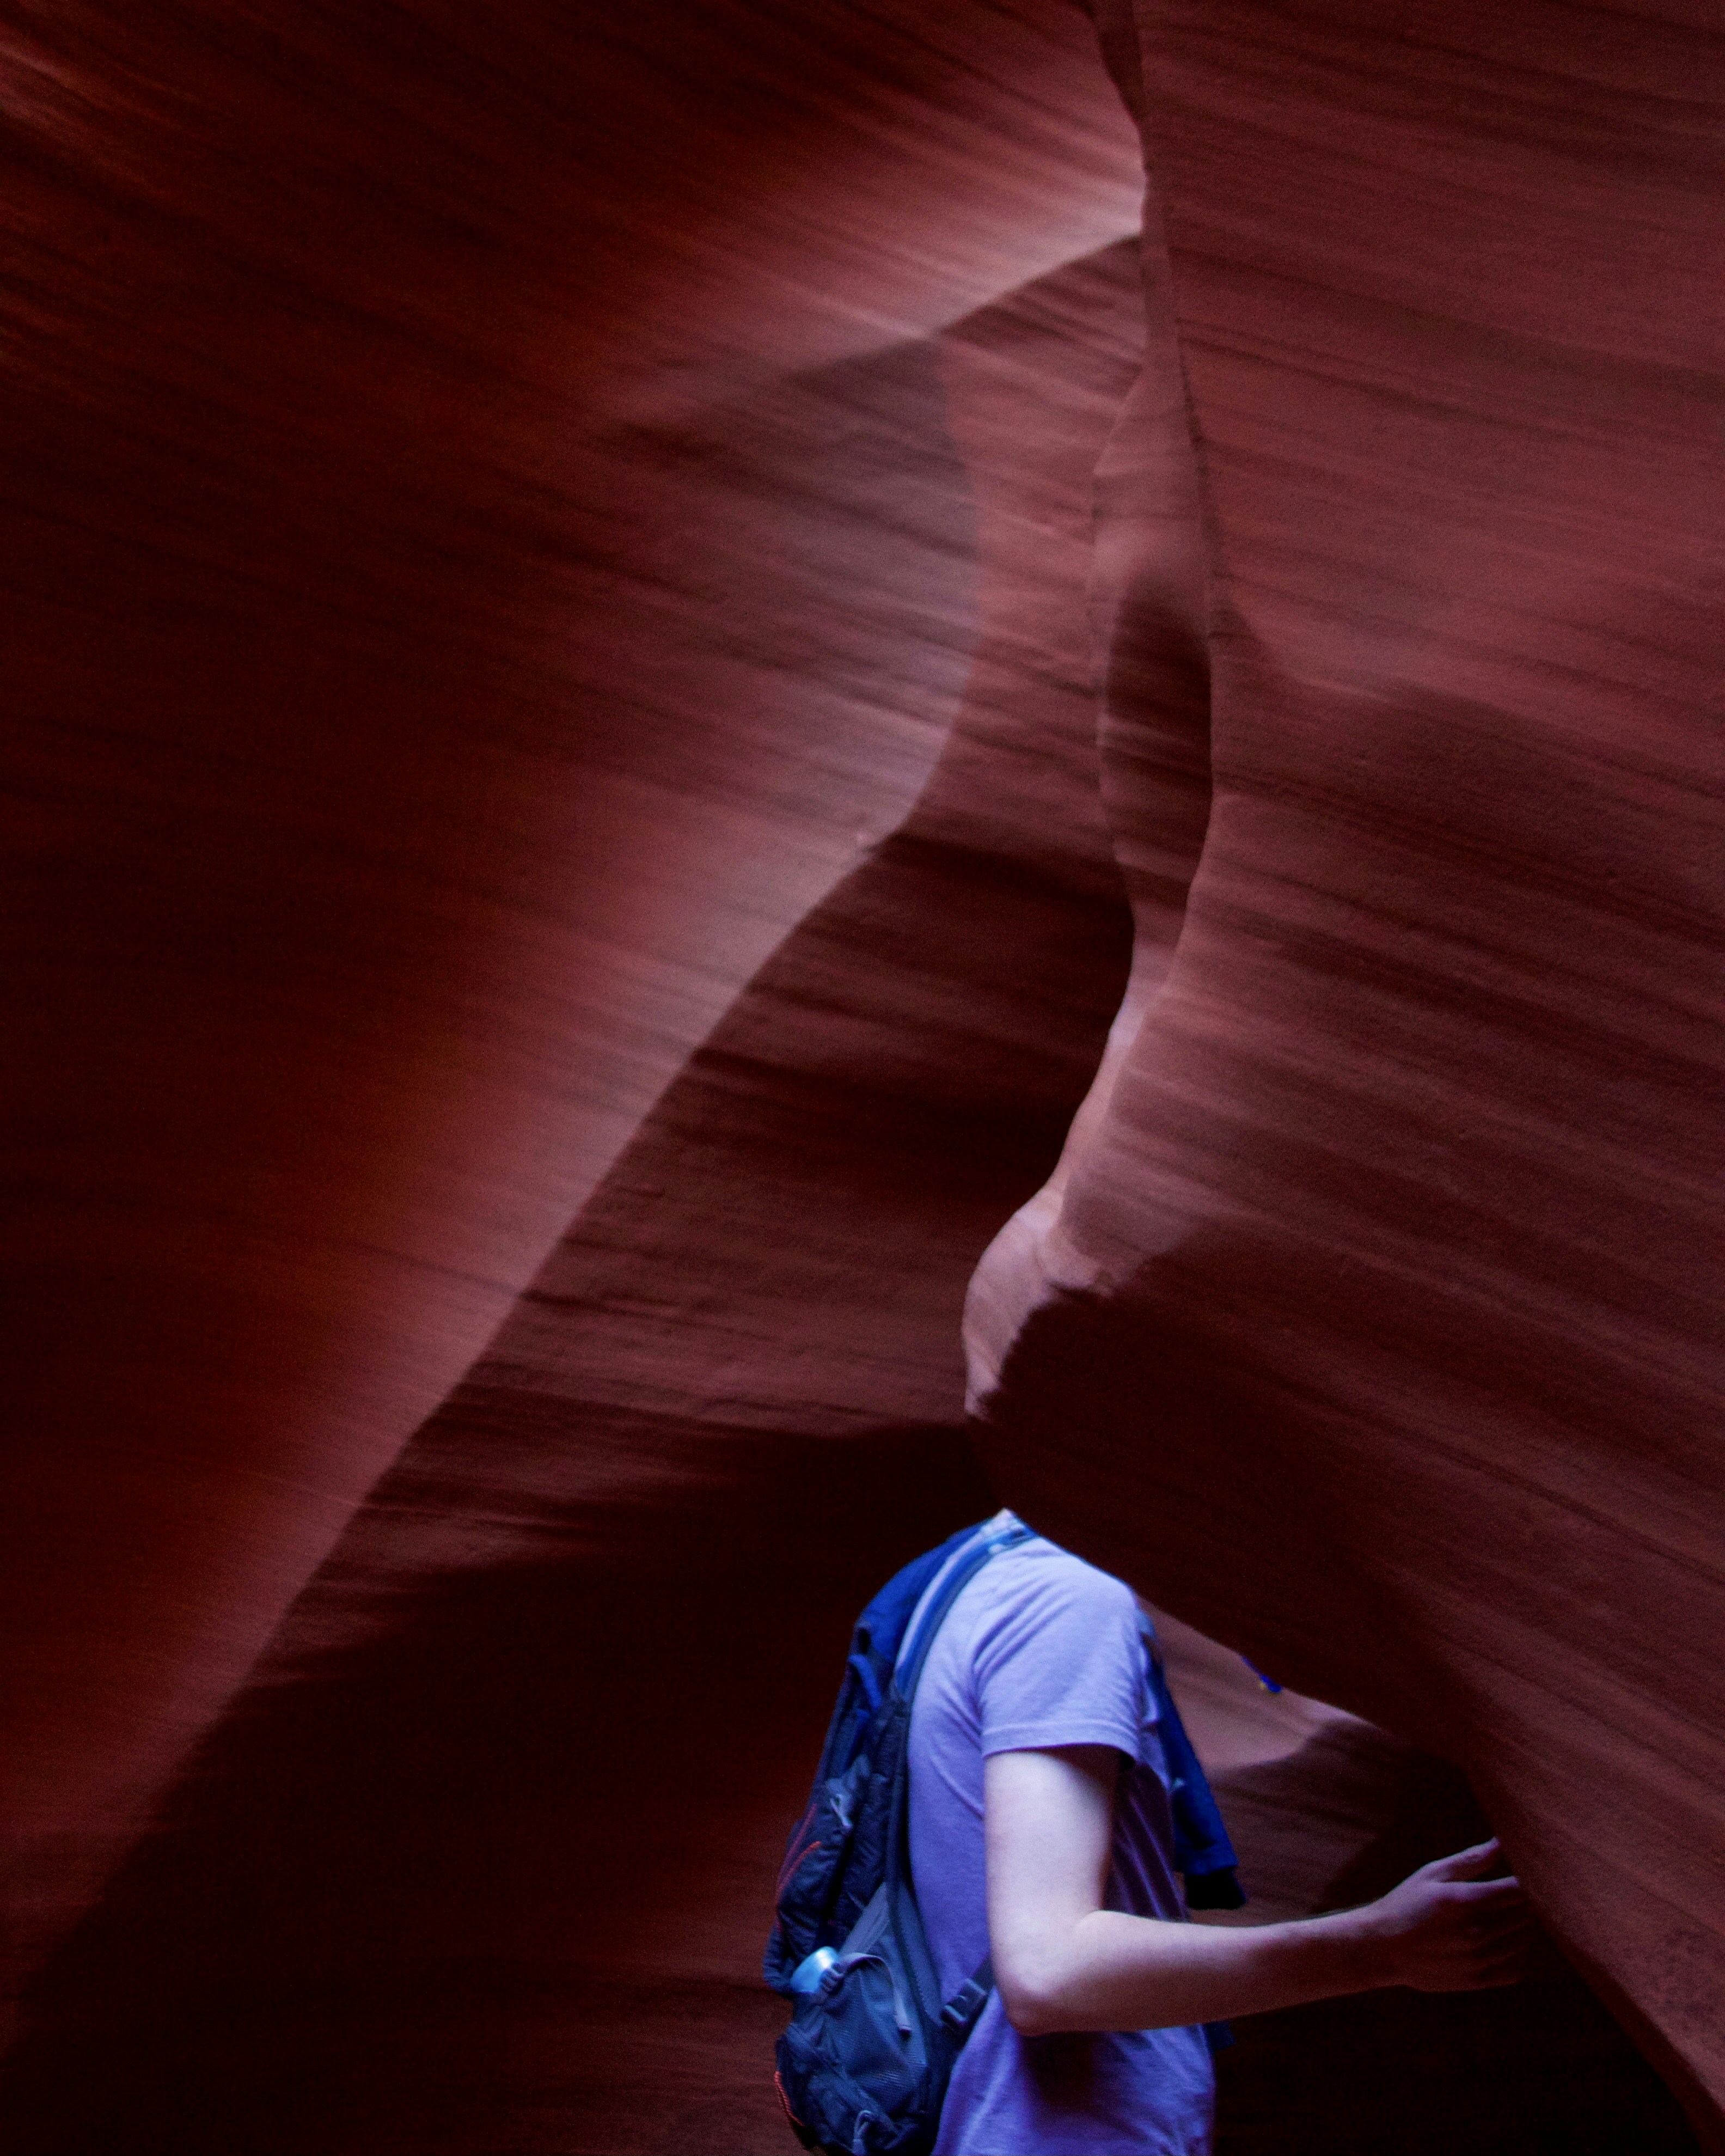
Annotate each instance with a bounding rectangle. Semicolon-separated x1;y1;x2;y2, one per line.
969;1552;1147;1762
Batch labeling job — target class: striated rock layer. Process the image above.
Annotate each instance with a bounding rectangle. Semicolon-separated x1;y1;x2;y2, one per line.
0;238;1145;2155
5;229;1702;2153
969;0;1724;2136
1;0;1140;1986
3;0;1718;2148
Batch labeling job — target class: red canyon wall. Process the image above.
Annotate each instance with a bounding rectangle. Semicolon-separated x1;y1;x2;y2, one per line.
2;0;1140;1983
3;1;1718;2149
967;0;1723;2132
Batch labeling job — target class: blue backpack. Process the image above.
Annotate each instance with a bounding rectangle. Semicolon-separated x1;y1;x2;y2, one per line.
764;1515;1244;2156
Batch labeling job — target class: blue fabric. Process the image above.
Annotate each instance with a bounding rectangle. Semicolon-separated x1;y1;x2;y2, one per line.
765;1520;1019;1995
767;1520;1247;2152
1140;1625;1245;1911
768;1520;1029;2154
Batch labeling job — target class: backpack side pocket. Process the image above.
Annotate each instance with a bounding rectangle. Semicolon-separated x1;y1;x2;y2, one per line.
766;1754;872;1991
775;1954;941;2156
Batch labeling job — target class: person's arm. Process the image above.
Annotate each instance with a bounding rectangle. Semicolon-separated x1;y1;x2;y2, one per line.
986;1745;1536;2038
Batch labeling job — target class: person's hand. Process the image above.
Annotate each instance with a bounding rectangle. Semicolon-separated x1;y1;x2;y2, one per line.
1351;1839;1536;1992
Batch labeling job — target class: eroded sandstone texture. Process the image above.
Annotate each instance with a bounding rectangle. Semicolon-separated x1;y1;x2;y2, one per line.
2;0;1141;1987
969;0;1725;2135
3;0;1718;2149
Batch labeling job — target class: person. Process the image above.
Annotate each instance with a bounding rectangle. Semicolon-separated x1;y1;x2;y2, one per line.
907;1512;1535;2155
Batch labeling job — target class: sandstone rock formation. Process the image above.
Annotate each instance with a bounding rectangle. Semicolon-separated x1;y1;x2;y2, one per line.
3;0;1717;2149
966;3;1723;2135
3;0;1141;1985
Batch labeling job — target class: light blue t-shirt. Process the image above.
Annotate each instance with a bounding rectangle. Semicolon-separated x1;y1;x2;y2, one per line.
907;1534;1216;2155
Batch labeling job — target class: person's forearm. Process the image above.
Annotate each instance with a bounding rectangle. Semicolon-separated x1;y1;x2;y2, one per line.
1007;1907;1385;2037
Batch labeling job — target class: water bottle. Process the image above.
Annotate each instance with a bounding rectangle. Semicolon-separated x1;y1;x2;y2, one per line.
790;1945;840;1995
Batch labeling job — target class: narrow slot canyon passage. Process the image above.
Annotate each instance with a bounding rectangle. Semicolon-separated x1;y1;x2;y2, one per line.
3;3;1720;2152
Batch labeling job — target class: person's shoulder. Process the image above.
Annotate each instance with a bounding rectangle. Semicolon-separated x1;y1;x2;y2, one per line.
976;1535;1138;1625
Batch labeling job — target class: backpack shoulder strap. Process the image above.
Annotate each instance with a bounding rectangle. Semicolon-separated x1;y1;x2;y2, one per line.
1136;1611;1245;1910
895;1512;1031;1702
887;1514;1030;2025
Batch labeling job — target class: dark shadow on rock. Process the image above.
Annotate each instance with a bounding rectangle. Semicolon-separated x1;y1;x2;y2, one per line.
1210;1722;1699;2156
0;1422;992;2155
8;215;1692;2152
0;237;1145;2150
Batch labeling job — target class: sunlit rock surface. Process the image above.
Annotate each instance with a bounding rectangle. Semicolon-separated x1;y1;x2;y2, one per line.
2;0;1717;2148
2;0;1141;1986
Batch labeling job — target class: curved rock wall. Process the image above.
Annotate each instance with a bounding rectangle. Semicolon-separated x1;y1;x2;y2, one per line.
968;0;1724;2133
0;233;1146;2155
3;0;1717;2148
1;0;1139;1981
